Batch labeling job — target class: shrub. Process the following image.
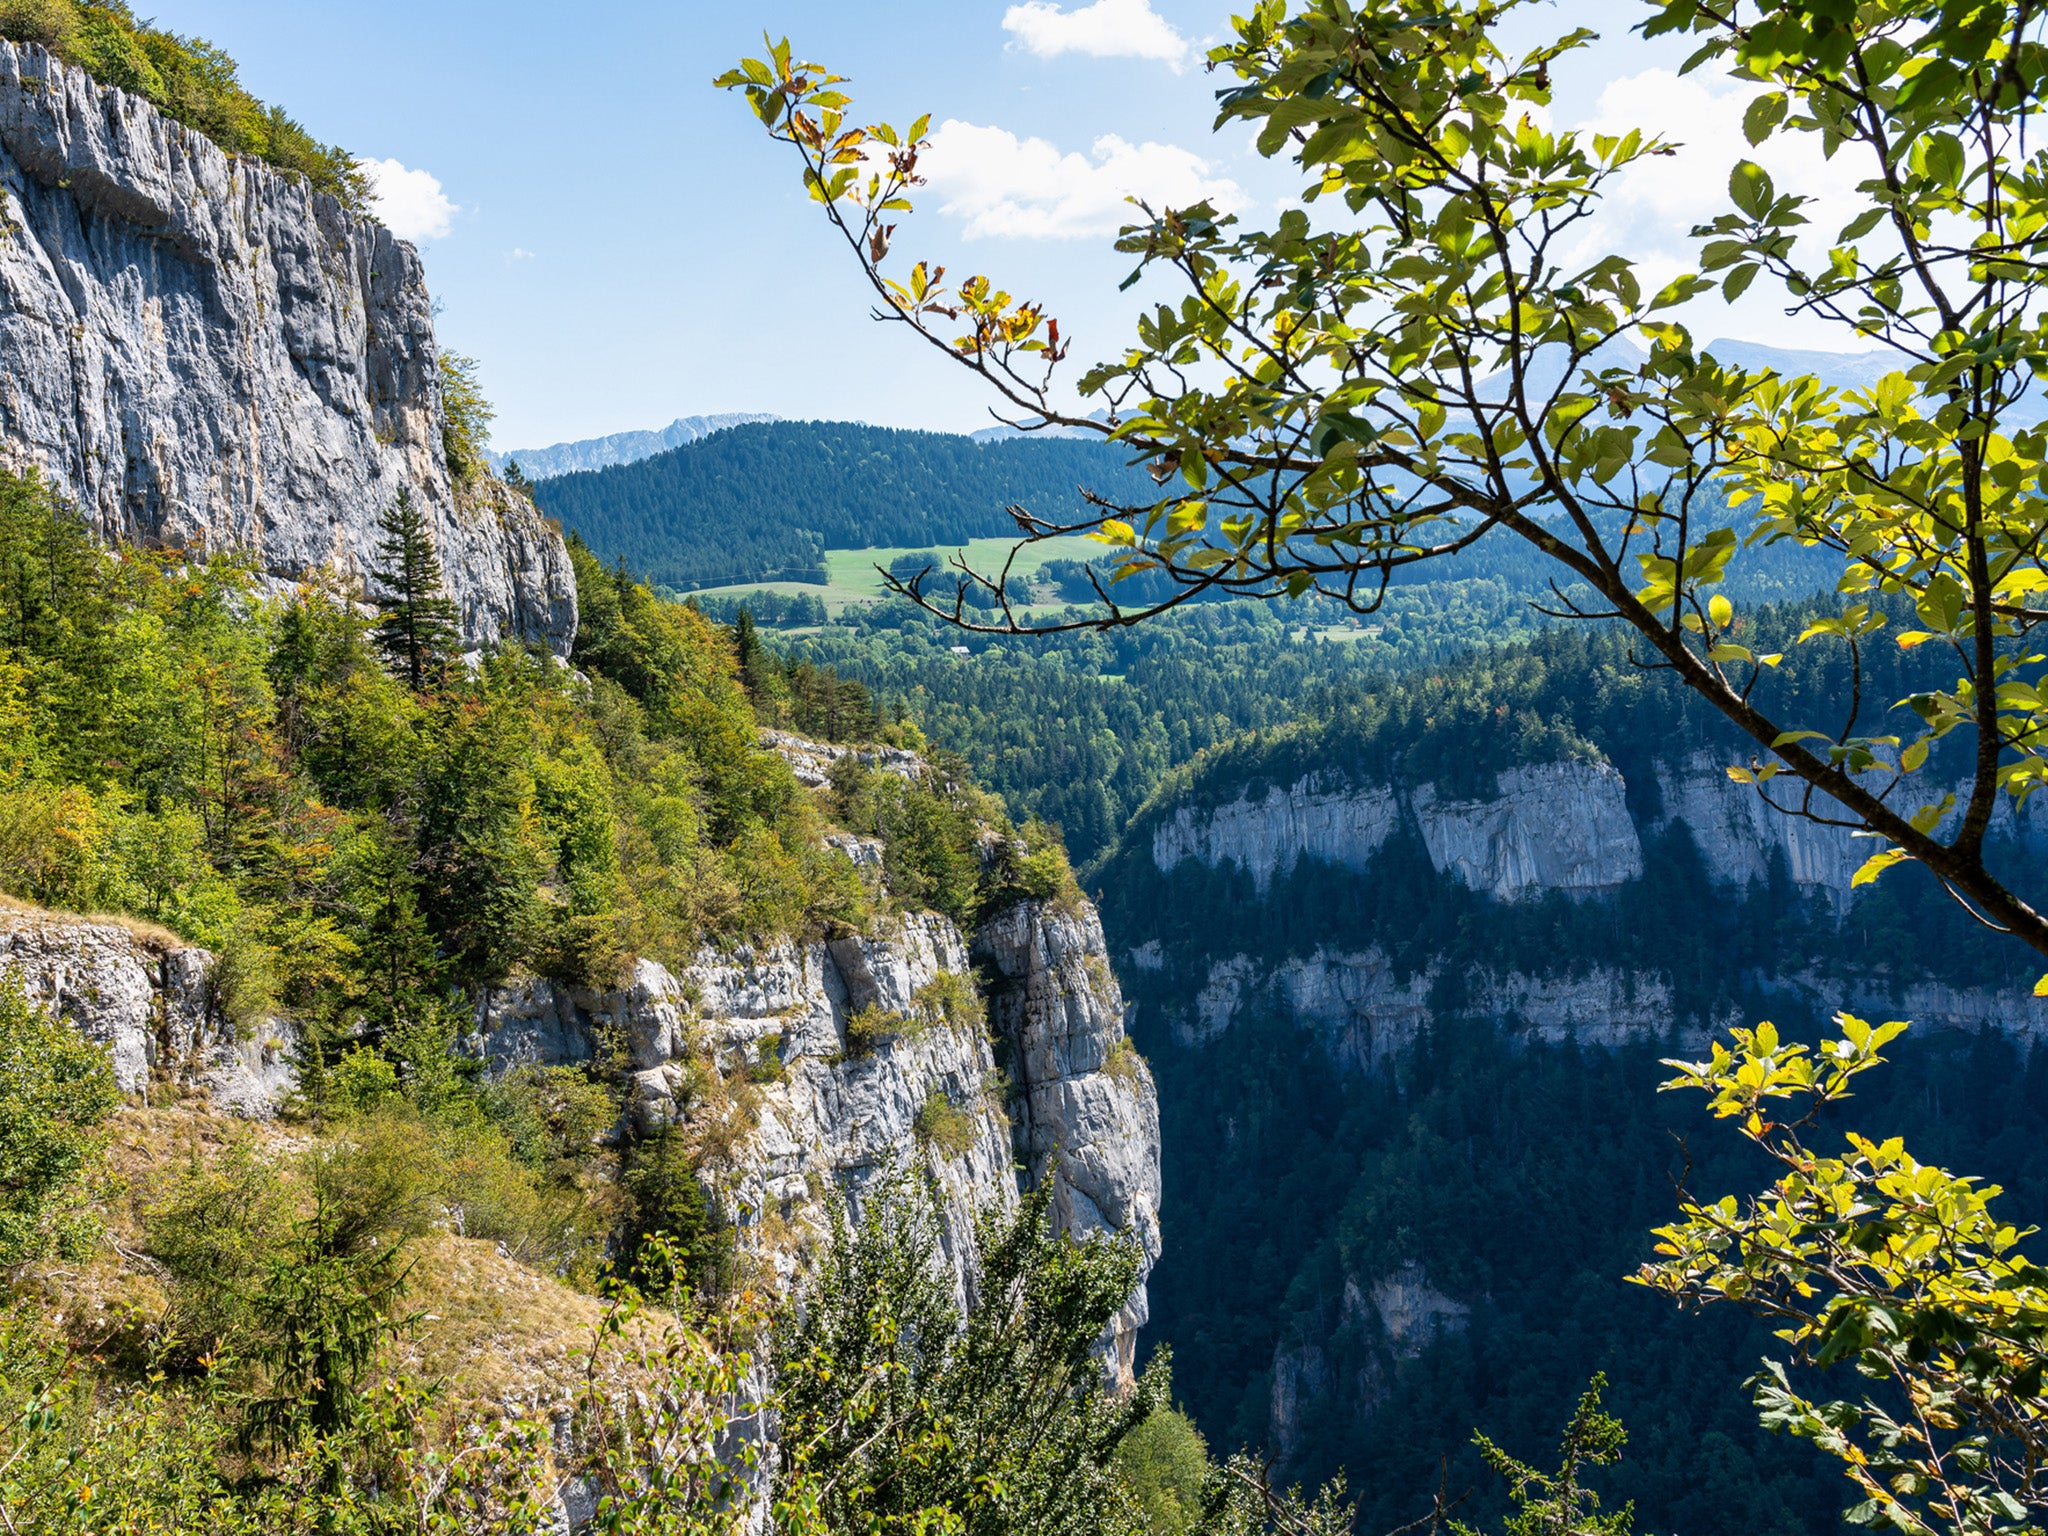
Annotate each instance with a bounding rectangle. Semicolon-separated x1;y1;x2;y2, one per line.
325;1045;401;1118
1102;1036;1146;1087
0;780;124;912
0;979;118;1267
619;1125;734;1295
844;1002;911;1057
140;1136;293;1364
486;1064;617;1171
439;352;495;490
912;1088;978;1159
1113;1402;1210;1536
913;970;986;1037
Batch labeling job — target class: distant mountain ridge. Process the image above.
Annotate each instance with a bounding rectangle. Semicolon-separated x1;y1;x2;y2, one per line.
487;413;778;479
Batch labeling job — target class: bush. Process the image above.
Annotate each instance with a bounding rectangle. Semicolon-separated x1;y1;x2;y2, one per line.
844;1002;912;1057
913;970;986;1036
0;978;118;1268
912;1087;978;1159
1102;1036;1145;1086
486;1064;617;1171
439;352;495;490
1113;1402;1210;1536
141;1137;293;1364
619;1124;734;1294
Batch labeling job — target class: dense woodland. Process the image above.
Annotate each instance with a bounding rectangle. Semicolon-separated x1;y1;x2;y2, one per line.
1090;627;2048;1535
532;421;1159;591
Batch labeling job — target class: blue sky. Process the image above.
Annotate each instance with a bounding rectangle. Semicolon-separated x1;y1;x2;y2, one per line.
161;0;1867;452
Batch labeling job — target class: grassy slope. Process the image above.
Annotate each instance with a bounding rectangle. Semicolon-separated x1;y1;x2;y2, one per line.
683;536;1106;615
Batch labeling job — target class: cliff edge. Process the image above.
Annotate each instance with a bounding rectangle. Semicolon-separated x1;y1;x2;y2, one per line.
0;40;575;653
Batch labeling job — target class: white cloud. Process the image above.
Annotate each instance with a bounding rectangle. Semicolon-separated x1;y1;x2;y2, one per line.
506;247;536;262
1002;0;1190;70
922;120;1244;239
358;158;457;243
1568;69;1860;277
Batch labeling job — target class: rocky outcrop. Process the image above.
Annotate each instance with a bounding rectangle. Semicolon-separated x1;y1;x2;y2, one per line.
976;900;1164;1383
0;904;293;1112
1413;761;1641;900
1187;946;1696;1068
1153;760;1639;902
1152;752;2043;908
0;41;576;654
760;731;927;792
1151;774;1397;893
1369;1262;1469;1360
470;896;1163;1372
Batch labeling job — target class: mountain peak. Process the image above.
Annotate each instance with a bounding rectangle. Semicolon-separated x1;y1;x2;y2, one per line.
487;413;778;479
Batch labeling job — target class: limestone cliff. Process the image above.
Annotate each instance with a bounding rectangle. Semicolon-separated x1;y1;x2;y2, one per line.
0;903;291;1112
1153;753;2043;908
1140;747;2048;1070
0;40;576;653
470;894;1163;1371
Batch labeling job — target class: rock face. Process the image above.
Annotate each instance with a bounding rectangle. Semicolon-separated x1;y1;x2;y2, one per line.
1154;760;1639;901
1412;762;1641;900
0;41;576;654
1151;774;1397;894
758;730;927;792
976;900;1164;1382
470;896;1164;1372
1154;753;2043;908
0;905;293;1112
1187;945;1694;1068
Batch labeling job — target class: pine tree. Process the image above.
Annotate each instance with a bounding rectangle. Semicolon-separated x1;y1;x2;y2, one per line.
371;490;461;690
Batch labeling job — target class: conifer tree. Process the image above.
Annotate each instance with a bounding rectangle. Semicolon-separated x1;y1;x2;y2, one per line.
371;490;460;691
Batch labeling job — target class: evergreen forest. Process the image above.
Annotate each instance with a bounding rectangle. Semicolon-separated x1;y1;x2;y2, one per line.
531;421;1160;592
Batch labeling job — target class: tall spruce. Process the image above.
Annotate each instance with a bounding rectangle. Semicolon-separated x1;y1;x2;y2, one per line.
371;490;461;690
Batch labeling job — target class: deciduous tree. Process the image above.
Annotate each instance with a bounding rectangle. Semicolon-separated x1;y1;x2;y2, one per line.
723;0;2048;961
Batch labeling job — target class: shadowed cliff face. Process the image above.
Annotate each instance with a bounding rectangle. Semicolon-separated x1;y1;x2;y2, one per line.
0;40;576;654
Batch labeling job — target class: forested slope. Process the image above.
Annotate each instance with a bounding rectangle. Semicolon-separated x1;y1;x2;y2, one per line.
533;420;1158;591
1088;623;2048;1534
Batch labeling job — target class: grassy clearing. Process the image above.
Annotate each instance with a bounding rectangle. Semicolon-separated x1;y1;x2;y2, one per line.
685;536;1105;616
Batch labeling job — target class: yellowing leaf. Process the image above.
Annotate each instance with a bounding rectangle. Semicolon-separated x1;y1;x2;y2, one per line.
1852;848;1908;888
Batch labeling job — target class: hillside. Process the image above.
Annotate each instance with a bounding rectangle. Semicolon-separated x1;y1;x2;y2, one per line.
532;420;1160;591
0;32;1181;1535
1088;624;2048;1533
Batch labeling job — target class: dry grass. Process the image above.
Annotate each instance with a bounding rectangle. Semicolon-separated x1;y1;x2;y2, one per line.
0;890;190;950
19;1104;676;1425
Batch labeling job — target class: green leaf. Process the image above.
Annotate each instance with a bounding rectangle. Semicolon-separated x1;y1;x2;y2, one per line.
1729;161;1775;219
1708;594;1734;627
1742;93;1788;146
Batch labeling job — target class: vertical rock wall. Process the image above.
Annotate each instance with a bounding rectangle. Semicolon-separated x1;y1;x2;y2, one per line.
471;897;1164;1370
0;41;576;653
